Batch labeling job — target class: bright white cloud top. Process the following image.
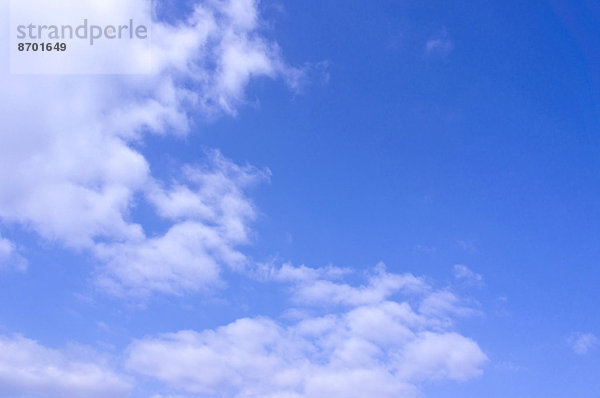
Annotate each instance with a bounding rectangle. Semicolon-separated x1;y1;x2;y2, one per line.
127;265;487;397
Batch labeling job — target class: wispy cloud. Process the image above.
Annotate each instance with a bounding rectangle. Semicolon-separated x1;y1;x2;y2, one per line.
495;361;528;372
457;240;477;252
454;264;484;286
269;262;428;307
0;235;27;272
568;333;598;355
425;28;454;57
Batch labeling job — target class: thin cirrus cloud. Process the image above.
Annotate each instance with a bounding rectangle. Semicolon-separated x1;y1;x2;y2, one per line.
127;264;488;397
454;264;484;286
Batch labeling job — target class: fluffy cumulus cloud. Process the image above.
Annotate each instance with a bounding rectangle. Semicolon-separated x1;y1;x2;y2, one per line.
0;335;130;398
0;0;294;296
95;151;269;297
0;2;490;397
127;264;488;397
0;264;487;397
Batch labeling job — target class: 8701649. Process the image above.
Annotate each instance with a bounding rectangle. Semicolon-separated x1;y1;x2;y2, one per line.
18;42;67;52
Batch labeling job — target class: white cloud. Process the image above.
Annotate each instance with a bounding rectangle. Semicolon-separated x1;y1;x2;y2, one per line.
0;0;296;296
94;150;269;298
259;263;477;325
0;264;488;398
0;3;490;397
266;262;429;307
568;333;598;355
454;264;484;286
0;334;130;398
127;265;488;397
146;150;268;239
396;331;486;381
418;290;478;320
0;235;27;271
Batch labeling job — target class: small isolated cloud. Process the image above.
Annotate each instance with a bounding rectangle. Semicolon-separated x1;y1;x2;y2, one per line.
0;335;130;398
127;264;487;397
568;333;599;355
457;240;477;252
454;265;484;286
425;28;454;57
0;235;27;272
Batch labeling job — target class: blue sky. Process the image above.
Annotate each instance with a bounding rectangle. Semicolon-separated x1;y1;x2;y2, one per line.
0;0;599;397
